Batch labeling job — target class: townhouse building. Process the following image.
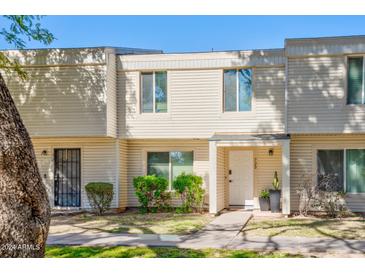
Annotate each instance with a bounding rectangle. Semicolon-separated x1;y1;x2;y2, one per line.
4;35;365;214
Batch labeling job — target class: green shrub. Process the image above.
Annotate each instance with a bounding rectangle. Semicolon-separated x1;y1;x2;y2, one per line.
85;182;114;215
173;173;205;213
259;189;270;200
133;175;171;213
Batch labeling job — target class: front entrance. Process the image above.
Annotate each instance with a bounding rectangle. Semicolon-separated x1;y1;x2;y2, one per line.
54;148;81;207
229;150;254;207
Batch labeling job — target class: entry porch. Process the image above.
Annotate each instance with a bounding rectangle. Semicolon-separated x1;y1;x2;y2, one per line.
208;134;290;215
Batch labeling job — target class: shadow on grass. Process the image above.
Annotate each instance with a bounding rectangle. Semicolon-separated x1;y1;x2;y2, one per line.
53;212;210;235
240;218;365;254
46;246;301;258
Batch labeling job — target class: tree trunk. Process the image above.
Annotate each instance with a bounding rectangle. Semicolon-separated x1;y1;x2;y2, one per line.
0;73;50;257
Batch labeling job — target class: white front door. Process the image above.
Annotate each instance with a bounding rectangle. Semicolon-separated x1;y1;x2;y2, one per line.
229;150;254;207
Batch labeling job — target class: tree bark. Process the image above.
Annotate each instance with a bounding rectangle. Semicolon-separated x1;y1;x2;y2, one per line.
0;73;50;257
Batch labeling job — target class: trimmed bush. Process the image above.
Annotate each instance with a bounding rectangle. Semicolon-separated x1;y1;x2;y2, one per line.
85;182;114;215
133;175;171;213
173;173;205;213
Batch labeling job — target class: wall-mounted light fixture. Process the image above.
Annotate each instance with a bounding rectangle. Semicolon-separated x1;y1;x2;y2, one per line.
41;150;48;156
268;148;274;156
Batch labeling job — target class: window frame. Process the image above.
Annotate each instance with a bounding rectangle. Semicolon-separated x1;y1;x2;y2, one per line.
144;149;195;191
346;55;365;106
316;149;345;192
222;68;254;113
140;71;168;114
314;147;365;194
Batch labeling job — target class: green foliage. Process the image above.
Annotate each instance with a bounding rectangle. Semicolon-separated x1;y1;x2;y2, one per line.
46;246;301;258
173;173;205;213
272;171;280;190
133;175;171;213
259;189;270;199
0;15;55;80
85;182;114;215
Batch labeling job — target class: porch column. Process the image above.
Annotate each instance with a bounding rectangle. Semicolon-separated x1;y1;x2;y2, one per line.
281;140;291;215
209;141;218;214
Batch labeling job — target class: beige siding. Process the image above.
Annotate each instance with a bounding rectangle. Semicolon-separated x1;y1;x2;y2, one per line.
290;134;365;212
126;139;209;207
288;56;365;134
119;67;285;138
2;47;106;66
32;137;118;209
221;146;282;208
106;52;118;137
286;36;365;57
5;65;109;137
119;139;128;209
117;49;285;71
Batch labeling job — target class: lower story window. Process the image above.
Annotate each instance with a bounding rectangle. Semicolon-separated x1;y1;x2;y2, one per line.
346;149;365;193
317;150;344;192
317;149;365;193
147;151;193;189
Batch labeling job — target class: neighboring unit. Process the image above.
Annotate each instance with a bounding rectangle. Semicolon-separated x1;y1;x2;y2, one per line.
3;35;365;214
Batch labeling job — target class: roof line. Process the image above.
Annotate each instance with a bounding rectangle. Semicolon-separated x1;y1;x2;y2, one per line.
286;34;365;42
0;46;284;55
0;46;162;52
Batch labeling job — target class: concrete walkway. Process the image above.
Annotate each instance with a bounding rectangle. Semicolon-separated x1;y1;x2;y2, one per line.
48;211;252;249
47;211;365;255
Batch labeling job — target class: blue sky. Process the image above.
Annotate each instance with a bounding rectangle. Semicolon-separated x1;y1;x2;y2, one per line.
1;16;365;52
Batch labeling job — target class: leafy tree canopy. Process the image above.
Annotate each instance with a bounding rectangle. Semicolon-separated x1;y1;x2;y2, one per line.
0;16;55;79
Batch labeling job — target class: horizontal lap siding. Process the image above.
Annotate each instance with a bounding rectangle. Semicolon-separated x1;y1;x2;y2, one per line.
4;65;108;137
31;137;118;209
253;147;282;197
3;48;106;66
288;57;365;133
290;134;365;212
126;139;209;207
118;50;285;70
118;67;285;138
106;53;118;137
286;37;365;57
119;139;128;209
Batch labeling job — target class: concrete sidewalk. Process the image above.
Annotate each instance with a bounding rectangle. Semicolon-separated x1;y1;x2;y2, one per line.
48;211;252;249
47;211;365;256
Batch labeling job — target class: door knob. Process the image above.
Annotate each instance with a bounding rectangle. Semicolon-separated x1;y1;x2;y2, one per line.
229;180;232;182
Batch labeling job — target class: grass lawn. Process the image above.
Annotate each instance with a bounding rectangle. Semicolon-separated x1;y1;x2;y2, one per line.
242;216;365;239
50;210;214;235
46;246;303;258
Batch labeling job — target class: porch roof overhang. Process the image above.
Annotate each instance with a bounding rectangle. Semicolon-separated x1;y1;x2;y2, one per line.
209;133;290;147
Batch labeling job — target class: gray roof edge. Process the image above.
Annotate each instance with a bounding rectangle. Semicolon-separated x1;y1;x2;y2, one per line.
0;46;163;55
209;133;291;141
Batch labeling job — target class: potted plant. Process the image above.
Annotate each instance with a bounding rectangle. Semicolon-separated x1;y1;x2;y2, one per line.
269;171;281;213
259;189;270;211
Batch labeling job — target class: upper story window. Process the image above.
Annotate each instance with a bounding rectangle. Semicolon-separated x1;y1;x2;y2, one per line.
141;71;167;113
223;68;253;112
347;57;365;105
